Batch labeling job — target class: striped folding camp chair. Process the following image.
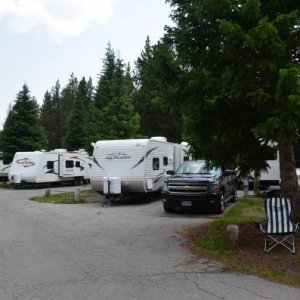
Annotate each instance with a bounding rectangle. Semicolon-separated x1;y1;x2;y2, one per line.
257;197;299;253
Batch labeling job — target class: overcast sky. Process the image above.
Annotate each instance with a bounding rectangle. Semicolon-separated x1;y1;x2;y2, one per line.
0;0;173;130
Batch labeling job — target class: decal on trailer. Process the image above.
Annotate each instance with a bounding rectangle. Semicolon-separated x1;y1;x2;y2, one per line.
16;158;35;168
130;147;158;170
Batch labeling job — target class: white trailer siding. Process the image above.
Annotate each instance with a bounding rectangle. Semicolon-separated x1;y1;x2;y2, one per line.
91;139;150;193
259;149;300;188
259;151;280;187
143;140;175;192
9;150;91;185
90;138;188;195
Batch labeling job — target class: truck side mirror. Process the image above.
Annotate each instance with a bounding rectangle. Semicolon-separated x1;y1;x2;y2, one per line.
166;170;175;175
223;169;235;175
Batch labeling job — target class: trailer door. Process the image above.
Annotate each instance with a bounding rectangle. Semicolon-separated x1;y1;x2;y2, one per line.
59;154;76;177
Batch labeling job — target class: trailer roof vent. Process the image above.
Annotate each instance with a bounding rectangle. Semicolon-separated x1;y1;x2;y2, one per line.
181;142;189;146
73;149;88;154
51;149;67;153
150;136;167;142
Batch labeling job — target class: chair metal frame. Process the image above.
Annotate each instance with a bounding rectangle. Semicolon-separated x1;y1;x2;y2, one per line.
257;197;299;253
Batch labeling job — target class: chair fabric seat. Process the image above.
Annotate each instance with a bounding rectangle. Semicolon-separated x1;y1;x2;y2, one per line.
257;197;299;253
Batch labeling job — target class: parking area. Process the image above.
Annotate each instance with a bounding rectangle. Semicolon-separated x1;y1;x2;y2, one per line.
0;186;299;300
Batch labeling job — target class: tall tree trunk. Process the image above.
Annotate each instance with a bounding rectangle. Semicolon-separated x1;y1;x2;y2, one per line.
279;143;300;221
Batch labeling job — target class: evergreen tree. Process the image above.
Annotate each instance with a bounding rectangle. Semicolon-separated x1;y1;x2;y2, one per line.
91;43;140;141
134;36;183;142
83;102;102;153
60;73;78;145
95;42;115;108
161;0;300;218
83;77;94;108
40;80;64;149
98;60;139;139
40;90;53;148
65;77;92;150
0;84;47;162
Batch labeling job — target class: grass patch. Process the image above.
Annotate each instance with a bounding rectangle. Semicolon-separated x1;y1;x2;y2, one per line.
259;270;300;286
30;189;97;204
196;234;231;252
197;199;265;254
189;199;300;287
0;182;10;189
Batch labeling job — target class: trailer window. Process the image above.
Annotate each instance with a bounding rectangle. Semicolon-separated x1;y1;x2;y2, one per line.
47;161;54;169
294;150;300;168
183;156;190;161
75;161;80;168
163;157;168;166
267;151;277;160
65;160;74;168
153;158;160;170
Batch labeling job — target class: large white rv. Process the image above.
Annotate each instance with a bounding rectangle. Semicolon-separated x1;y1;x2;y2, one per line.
0;152;11;182
9;149;92;187
90;137;190;197
258;148;300;189
258;150;280;189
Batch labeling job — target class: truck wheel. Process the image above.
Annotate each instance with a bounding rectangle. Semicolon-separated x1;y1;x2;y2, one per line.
214;193;225;214
163;204;175;213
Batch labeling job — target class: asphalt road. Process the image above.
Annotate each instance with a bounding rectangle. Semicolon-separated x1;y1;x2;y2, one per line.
0;186;299;300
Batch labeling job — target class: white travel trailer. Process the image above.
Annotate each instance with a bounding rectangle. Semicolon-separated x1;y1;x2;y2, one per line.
258;150;281;189
258;148;300;189
0;152;11;182
90;137;190;197
9;149;92;187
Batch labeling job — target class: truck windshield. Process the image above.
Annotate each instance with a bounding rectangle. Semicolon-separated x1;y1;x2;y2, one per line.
176;161;219;175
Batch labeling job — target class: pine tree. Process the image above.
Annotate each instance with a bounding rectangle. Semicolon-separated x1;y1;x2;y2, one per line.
163;0;300;218
65;77;93;150
94;47;140;140
0;84;47;162
40;80;64;149
60;74;78;146
95;42;115;108
40;90;53;148
134;36;183;142
98;60;140;139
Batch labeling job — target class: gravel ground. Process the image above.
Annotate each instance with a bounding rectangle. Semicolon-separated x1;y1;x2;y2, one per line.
0;186;299;300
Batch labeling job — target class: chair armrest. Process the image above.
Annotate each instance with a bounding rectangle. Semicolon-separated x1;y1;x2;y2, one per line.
254;221;267;232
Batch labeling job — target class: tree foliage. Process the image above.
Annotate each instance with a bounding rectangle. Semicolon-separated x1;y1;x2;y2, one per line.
40;80;64;149
157;0;300;172
65;77;93;150
158;0;300;217
0;84;47;162
134;36;183;142
91;43;140;141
